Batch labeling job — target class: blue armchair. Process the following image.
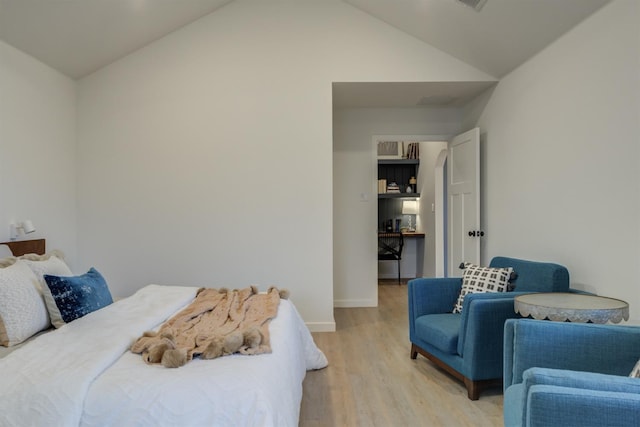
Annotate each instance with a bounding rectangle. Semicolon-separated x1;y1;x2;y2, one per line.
504;319;640;427
408;257;571;400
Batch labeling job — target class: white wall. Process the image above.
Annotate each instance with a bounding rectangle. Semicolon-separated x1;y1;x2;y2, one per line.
76;0;492;330
333;107;462;307
0;41;77;265
468;0;640;323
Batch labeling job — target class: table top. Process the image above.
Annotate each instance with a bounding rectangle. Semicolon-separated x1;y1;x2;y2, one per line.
402;232;424;238
378;232;425;238
514;293;629;324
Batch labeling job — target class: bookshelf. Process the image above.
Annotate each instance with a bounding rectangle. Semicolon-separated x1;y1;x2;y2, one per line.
377;159;420;199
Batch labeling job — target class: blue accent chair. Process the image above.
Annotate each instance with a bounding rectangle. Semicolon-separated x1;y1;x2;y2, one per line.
504;319;640;427
408;257;572;400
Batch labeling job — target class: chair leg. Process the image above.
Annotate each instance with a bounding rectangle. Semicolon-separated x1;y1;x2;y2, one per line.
397;259;401;285
463;377;502;401
464;378;481;401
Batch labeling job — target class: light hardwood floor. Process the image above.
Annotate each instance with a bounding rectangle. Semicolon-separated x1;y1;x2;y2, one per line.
299;282;504;427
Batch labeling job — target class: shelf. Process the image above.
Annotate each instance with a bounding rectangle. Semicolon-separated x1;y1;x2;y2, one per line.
378;159;419;165
378;193;420;199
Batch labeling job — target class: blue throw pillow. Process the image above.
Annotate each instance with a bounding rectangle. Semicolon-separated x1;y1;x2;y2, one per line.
43;268;113;328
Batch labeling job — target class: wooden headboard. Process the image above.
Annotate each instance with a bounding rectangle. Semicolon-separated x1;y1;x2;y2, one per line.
0;239;46;256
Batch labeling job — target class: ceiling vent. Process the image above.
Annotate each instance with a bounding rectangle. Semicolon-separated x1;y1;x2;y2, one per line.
455;0;488;12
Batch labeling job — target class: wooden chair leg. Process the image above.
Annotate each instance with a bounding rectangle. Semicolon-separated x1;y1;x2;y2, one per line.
463;378;502;400
411;342;502;400
464;378;481;401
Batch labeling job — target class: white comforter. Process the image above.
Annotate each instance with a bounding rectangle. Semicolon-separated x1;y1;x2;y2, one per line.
0;285;327;427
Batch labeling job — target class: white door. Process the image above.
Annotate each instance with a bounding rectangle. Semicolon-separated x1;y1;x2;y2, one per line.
447;128;481;277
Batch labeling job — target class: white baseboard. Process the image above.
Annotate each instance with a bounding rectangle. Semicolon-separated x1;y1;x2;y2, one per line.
333;299;378;308
378;274;416;279
305;322;336;332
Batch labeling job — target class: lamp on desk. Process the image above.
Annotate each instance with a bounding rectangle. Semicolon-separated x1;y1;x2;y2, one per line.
402;200;418;232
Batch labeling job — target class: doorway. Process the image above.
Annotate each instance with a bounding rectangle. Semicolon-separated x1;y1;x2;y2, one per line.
373;136;448;285
332;82;494;308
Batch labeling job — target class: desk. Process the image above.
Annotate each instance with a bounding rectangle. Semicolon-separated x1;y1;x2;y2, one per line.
514;293;629;324
402;232;425;238
402;233;424;278
378;232;424;279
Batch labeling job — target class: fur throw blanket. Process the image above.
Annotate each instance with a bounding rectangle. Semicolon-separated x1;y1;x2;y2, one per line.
131;286;288;368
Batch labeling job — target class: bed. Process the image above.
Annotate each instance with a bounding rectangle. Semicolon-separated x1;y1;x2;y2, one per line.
0;239;327;427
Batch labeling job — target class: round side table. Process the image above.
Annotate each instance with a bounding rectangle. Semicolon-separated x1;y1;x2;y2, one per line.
514;293;629;324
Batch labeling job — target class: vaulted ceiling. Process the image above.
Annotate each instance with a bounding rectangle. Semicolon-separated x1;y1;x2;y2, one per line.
0;0;234;79
0;0;609;80
0;0;611;110
345;0;610;78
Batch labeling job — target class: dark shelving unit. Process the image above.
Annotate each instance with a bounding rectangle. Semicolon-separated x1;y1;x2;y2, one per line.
378;158;420;232
378;159;419;198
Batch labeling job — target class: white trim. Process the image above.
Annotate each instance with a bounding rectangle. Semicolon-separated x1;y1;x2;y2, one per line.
372;134;452;145
305;322;336;332
378;275;416;279
435;148;448;277
333;298;378;308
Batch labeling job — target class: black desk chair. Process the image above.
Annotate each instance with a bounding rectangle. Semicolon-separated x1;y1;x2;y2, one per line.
378;232;404;285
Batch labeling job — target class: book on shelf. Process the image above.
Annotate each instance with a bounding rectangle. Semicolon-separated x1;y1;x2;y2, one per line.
386;182;400;193
407;142;420;159
378;179;387;194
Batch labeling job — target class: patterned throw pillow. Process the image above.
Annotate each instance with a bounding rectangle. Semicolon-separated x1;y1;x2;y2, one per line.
0;260;50;346
631;359;640;378
453;263;513;313
43;268;113;328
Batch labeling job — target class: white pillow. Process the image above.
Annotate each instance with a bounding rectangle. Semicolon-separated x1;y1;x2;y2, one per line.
453;263;513;313
20;253;72;294
0;260;50;346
